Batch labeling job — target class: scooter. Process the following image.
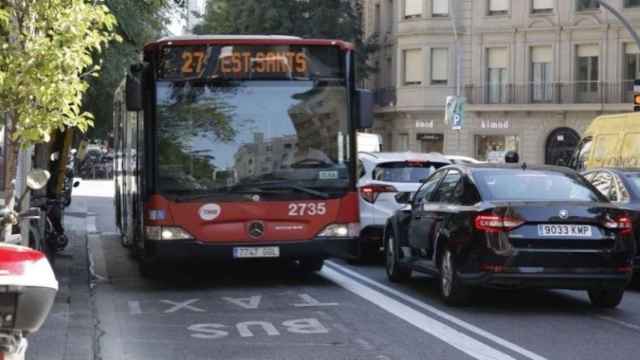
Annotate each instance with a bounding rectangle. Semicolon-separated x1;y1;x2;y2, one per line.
0;170;59;360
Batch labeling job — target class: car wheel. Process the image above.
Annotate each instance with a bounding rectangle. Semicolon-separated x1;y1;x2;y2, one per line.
298;258;324;273
385;232;411;282
588;288;624;308
439;249;471;306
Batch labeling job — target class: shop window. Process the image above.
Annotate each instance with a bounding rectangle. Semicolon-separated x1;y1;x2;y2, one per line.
475;135;520;163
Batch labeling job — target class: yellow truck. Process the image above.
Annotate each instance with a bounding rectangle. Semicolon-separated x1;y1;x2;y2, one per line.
571;112;640;171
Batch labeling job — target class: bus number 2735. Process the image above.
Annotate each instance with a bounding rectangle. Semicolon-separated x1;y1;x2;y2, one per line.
288;203;327;217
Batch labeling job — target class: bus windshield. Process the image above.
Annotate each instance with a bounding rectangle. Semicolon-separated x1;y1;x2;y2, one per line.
156;80;351;196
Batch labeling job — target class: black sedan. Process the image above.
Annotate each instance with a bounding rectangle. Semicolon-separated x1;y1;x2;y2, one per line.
583;168;640;276
384;164;636;307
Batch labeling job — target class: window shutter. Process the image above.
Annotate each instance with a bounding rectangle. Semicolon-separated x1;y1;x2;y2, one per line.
577;44;599;57
404;49;423;84
489;0;509;11
531;46;552;63
533;0;553;10
405;0;423;16
488;48;508;68
432;0;449;15
431;48;448;81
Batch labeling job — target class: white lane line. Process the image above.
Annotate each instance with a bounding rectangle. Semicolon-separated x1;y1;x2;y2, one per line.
326;261;547;360
597;316;640;333
320;267;517;360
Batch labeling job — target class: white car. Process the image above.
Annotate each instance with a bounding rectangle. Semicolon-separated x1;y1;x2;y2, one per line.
446;155;484;165
356;152;450;259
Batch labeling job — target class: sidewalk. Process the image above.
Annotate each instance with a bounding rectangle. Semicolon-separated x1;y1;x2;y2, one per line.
28;197;96;360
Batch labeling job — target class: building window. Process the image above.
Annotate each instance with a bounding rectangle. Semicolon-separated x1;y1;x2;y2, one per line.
625;0;640;7
576;0;599;11
398;133;409;151
624;43;639;102
532;0;553;13
432;0;449;17
386;0;394;33
576;44;599;102
404;0;423;19
431;48;448;85
403;49;423;85
531;46;553;102
487;48;508;104
488;0;509;15
417;133;444;153
476;135;520;163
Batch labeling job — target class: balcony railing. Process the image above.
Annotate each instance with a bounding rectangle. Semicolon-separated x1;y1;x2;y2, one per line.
374;87;397;107
465;81;635;105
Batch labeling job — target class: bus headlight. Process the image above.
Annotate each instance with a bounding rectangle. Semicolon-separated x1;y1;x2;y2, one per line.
317;223;360;238
145;226;194;241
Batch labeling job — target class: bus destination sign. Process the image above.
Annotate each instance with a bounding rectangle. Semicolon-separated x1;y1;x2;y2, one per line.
159;45;342;80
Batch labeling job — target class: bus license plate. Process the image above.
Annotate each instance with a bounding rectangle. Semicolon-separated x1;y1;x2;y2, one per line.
538;224;592;237
233;247;280;258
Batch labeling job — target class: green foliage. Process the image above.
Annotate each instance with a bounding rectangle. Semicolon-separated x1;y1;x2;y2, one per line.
84;0;175;140
194;0;379;78
0;0;119;146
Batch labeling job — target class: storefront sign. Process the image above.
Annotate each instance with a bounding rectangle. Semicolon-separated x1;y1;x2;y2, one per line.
481;119;510;129
416;120;434;129
416;133;443;141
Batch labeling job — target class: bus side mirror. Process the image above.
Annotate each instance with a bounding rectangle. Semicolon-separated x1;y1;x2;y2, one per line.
126;64;144;112
356;89;374;129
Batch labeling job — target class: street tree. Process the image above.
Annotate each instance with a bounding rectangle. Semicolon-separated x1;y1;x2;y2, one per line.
0;0;118;193
193;0;379;78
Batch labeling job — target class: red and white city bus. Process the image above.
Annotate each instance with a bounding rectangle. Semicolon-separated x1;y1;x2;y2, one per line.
113;35;373;274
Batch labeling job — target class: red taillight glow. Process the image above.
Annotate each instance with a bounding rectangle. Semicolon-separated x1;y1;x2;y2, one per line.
360;184;397;203
475;214;524;233
0;246;44;276
604;215;633;235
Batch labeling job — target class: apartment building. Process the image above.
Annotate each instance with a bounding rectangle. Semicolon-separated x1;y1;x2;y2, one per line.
363;0;640;165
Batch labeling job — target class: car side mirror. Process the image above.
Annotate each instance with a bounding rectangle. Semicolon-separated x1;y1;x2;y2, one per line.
126;64;145;112
395;191;412;205
356;89;374;129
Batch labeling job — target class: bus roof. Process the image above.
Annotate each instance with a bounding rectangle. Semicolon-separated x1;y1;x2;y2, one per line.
144;35;354;52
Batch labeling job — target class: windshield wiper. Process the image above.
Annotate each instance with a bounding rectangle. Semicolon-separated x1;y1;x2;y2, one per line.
253;181;331;199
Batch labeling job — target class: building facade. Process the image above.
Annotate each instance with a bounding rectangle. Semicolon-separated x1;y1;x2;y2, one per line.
363;0;640;165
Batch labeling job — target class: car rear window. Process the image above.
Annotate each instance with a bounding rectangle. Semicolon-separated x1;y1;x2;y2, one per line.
626;173;640;192
373;161;447;183
473;170;604;202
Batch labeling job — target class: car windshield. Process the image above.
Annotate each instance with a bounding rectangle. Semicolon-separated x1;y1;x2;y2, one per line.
156;80;350;195
473;169;604;202
373;161;447;183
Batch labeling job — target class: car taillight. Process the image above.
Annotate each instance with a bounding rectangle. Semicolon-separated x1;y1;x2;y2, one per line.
360;184;397;203
604;215;633;235
475;214;524;233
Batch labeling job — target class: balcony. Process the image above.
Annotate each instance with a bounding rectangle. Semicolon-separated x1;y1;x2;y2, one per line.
464;81;634;111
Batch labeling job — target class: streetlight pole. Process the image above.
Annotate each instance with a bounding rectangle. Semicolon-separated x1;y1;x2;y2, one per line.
595;0;640;50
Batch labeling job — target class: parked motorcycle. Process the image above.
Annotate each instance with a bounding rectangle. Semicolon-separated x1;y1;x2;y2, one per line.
0;170;59;360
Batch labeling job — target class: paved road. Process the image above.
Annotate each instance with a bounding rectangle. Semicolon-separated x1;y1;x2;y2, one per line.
77;181;640;360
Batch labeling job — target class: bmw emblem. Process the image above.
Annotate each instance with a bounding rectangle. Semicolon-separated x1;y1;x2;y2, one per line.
251;194;261;202
559;210;569;220
248;221;265;239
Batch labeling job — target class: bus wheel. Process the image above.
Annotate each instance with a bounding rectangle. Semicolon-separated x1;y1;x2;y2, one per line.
298;258;324;273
